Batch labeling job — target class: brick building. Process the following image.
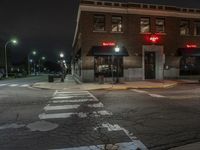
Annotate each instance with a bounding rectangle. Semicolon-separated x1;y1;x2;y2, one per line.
72;0;200;82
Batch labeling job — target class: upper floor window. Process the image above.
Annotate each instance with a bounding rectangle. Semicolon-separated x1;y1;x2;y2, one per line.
156;18;165;33
194;21;200;36
180;20;190;35
140;17;150;33
93;15;105;31
112;16;123;32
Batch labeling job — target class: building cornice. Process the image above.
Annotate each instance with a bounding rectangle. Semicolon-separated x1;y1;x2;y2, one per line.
80;5;200;19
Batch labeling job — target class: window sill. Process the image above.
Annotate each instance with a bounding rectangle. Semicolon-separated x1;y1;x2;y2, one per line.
93;30;107;33
110;31;124;34
140;32;152;35
180;34;191;36
156;32;166;35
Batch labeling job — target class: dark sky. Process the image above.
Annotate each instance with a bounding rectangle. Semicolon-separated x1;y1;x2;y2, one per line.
0;0;200;63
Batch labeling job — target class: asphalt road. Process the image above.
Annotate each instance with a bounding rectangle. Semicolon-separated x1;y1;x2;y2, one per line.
0;76;143;150
0;76;200;150
91;83;200;150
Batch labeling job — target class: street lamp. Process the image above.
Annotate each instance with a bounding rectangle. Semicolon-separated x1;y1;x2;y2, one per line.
5;39;18;78
115;46;120;83
39;56;46;74
28;50;37;75
59;52;65;82
60;52;64;58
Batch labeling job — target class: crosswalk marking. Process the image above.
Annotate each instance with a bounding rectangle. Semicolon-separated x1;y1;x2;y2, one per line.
52;99;97;103
0;83;30;88
20;84;29;87
40;89;147;150
9;84;18;87
52;95;92;99
39;91;113;120
44;104;80;111
39;110;112;120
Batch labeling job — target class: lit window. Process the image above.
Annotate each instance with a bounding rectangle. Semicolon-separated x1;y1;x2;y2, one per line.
156;18;165;33
180;20;190;35
140;18;150;33
112;16;123;32
94;56;123;77
93;15;105;31
194;21;200;36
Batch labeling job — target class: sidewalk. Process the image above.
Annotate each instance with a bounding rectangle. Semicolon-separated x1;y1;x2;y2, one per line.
169;142;200;150
32;75;178;90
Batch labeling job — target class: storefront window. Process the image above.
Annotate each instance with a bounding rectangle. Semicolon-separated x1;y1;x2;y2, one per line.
180;56;200;75
112;16;123;32
180;20;190;35
140;17;150;33
93;15;105;31
94;56;123;77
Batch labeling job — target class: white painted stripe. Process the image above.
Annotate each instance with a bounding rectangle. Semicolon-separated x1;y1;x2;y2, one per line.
88;91;99;101
20;84;29;87
39;113;73;119
50;142;138;150
0;84;7;87
52;99;97;103
56;91;88;94
56;93;91;97
148;94;166;98
52;96;92;99
95;110;113;116
39;110;112;119
9;84;18;87
88;102;104;108
132;89;148;94
44;104;80;111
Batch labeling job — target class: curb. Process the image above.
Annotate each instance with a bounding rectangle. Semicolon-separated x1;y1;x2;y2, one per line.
84;83;178;91
32;82;178;91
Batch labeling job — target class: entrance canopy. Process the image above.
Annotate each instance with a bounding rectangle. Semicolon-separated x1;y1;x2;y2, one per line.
88;46;129;56
178;48;200;56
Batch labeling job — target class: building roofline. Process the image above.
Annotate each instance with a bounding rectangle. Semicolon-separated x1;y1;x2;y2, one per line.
72;7;81;47
72;0;200;47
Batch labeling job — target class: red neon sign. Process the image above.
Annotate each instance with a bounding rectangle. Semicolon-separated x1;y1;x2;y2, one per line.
186;44;197;48
149;35;159;43
102;42;116;46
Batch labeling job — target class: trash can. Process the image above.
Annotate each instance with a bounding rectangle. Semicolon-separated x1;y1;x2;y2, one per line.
98;74;104;84
48;75;54;82
61;74;64;82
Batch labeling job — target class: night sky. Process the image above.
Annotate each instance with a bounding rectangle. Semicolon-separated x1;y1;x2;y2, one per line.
0;0;200;63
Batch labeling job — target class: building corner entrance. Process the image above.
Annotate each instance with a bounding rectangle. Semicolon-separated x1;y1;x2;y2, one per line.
143;45;164;80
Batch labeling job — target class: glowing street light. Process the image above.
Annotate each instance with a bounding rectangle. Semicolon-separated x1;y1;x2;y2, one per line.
39;56;46;74
60;52;64;58
115;46;120;53
5;39;18;78
28;50;37;75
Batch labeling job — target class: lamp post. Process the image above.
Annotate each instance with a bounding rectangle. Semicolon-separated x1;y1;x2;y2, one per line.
4;39;17;78
39;56;46;74
59;52;65;82
28;50;37;75
115;46;120;83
